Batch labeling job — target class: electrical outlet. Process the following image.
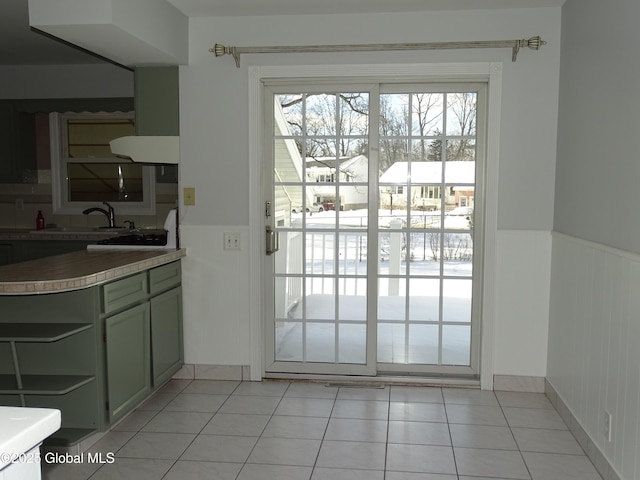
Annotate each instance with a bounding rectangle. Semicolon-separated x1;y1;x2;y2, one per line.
15;198;24;210
223;232;241;251
604;410;612;442
183;187;196;206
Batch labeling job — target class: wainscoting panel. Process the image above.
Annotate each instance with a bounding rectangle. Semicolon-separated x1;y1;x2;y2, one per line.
547;233;640;480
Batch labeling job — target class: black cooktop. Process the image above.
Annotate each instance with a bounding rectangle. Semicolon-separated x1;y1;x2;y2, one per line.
97;230;168;246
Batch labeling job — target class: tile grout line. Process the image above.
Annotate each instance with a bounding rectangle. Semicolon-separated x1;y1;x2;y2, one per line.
496;393;534;480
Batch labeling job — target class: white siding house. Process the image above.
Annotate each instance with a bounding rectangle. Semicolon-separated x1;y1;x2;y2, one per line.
305;155;369;210
379;161;475;211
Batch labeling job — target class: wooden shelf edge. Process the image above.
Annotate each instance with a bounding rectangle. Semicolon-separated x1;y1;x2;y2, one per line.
0;323;93;342
0;374;95;395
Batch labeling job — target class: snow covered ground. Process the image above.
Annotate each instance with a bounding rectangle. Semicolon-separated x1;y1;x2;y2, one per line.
274;208;475;370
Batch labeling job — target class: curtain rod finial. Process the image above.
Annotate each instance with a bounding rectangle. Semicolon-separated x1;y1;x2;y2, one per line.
527;36;546;50
512;36;546;61
210;44;241;67
211;44;230;57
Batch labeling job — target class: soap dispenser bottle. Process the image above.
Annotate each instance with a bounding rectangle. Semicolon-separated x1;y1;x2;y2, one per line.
36;210;45;230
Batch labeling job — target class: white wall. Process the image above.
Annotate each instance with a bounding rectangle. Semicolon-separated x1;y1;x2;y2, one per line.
0;63;133;98
549;0;640;478
178;7;561;372
494;230;551;377
554;0;640;254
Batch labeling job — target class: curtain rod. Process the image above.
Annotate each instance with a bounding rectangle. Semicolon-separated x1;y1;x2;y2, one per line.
210;36;545;67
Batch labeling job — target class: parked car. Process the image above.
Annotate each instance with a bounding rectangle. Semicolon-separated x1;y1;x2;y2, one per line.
292;203;324;213
321;201;335;211
446;206;473;218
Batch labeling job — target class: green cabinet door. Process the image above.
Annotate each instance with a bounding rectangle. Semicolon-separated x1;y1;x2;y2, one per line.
150;287;183;386
105;302;151;423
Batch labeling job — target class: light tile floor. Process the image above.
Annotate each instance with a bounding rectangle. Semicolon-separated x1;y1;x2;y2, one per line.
42;380;604;480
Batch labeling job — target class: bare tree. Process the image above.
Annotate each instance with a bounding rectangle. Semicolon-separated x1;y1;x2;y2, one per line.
379;94;408;171
411;93;442;161
446;92;476;161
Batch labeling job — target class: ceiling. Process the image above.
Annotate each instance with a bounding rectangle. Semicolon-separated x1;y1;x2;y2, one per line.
0;0;564;66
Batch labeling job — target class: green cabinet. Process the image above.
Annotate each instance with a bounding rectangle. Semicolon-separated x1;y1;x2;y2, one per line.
149;261;183;386
0;103;37;183
135;66;179;184
102;272;147;315
150;287;183;386
106;302;151;423
101;261;182;423
0;288;104;446
0;103;17;182
0;259;183;446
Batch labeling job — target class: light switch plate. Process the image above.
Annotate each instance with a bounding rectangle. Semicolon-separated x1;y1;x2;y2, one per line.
184;187;196;206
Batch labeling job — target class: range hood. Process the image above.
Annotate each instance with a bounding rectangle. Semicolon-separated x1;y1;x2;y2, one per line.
110;136;179;164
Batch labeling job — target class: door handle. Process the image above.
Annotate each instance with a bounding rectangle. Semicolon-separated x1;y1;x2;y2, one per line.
266;226;279;255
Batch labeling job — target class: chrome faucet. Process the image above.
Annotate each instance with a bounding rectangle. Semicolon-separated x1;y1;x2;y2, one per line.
82;201;116;227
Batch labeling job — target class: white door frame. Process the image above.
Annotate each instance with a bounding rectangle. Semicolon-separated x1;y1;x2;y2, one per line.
247;62;502;390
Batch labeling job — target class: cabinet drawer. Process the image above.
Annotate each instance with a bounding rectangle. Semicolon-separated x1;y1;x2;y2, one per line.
102;273;147;314
149;261;181;295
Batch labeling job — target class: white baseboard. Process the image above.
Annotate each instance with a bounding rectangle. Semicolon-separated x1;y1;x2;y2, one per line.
173;364;251;381
493;375;545;392
546;379;622;480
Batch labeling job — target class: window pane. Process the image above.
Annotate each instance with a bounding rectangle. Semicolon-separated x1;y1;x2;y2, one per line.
408;324;439;364
408;279;439;321
275;94;303;136
446;92;477;136
411;93;443;136
306;322;335;362
339;324;366;364
67;163;143;202
275;321;302;361
67;118;134;158
338;92;369;136
442;325;471;365
306;93;336;136
377;322;406;363
445;139;476;162
443;279;472;323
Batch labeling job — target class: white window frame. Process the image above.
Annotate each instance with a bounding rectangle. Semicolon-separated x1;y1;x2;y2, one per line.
247;62;502;391
49;112;156;215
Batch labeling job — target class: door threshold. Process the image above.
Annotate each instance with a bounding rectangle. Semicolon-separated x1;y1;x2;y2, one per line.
264;372;480;388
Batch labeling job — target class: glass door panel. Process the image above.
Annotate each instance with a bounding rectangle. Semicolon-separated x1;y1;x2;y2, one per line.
268;90;374;375
377;87;480;374
266;83;483;378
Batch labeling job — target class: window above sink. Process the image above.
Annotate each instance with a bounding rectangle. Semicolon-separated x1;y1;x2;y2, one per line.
50;112;156;216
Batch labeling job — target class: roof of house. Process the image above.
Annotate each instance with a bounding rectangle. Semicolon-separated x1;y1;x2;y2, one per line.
379;161;475;185
305;155;367;169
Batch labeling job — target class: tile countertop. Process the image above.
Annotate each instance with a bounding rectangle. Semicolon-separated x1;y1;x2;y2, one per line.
0;249;186;295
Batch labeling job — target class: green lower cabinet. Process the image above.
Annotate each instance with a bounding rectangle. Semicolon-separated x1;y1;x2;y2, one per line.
105;302;151;423
0;260;182;446
150;286;183;386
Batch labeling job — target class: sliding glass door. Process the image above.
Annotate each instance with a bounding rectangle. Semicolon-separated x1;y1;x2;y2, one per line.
264;82;485;378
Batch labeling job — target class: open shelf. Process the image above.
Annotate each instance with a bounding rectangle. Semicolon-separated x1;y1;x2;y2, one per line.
0;374;95;395
0;323;92;342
